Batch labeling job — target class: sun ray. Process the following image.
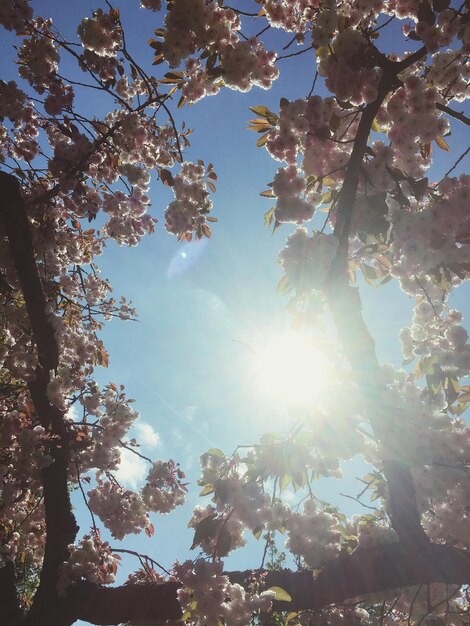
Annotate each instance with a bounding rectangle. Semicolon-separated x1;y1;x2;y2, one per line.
251;329;331;409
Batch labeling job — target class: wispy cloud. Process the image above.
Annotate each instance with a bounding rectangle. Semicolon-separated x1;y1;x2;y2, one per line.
114;356;215;446
66;404;79;421
183;406;197;422
134;421;160;448
172;427;183;441
116;448;148;489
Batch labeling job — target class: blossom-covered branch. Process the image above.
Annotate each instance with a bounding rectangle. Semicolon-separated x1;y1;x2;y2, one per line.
66;543;470;624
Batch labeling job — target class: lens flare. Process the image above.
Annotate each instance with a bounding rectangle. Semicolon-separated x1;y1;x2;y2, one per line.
252;330;330;408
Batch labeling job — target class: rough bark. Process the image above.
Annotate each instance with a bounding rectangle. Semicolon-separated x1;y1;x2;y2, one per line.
0;561;22;626
0;172;79;626
68;543;470;624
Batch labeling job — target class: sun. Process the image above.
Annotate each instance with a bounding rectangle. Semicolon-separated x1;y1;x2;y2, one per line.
251;330;330;409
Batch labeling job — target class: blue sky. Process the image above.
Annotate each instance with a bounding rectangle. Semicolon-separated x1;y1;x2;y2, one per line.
2;0;469;612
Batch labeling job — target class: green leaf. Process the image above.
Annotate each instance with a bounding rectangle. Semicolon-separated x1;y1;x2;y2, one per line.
199;484;215;496
356;243;389;256
333;524;356;540
252;526;263;540
152;54;164;66
448;402;468;415
256;132;270;148
321;190;333;204
267;586;292;602
207;448;225;457
379;274;392;286
457;391;470;403
264;206;276;228
248;120;272;133
279;473;291;492
160;169;175;186
191;515;218;550
148;39;162;52
361;263;379;287
276;275;293;295
249;105;278;125
371;118;382;132
435;135;451;152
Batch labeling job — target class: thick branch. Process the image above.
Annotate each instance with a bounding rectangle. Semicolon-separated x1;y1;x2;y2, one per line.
326;48;429;546
0;562;22;626
333;46;427;255
0;172;79;625
69;543;470;624
0;172;58;371
436;102;470;126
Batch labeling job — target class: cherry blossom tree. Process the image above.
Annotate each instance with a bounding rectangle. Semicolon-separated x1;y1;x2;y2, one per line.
0;0;469;625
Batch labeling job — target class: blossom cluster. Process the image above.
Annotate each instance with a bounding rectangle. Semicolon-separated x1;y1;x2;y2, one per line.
0;0;32;33
318;29;381;106
159;0;278;102
77;8;122;57
384;76;449;178
175;559;274;626
264;0;314;33
400;300;470;376
390;175;470;280
165;162;214;239
286;499;341;568
266;96;353;182
272;165;319;224
369;366;470;548
87;459;186;539
0;394;48;568
427;50;470;102
278;227;339;292
57;532;118;596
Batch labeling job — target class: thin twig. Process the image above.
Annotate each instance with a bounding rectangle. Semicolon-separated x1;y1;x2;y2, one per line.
436;146;470;183
340;492;377;511
277;45;314;61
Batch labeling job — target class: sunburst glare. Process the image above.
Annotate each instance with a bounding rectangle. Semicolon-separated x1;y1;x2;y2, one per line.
250;330;331;409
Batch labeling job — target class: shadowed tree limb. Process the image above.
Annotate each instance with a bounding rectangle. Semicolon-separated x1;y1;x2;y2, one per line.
435;103;470;126
0;561;22;626
67;543;470;624
0;171;79;626
325;47;430;547
0;172;58;372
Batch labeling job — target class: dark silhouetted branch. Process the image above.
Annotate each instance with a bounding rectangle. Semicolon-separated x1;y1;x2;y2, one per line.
68;543;470;624
0;561;22;626
0;171;79;626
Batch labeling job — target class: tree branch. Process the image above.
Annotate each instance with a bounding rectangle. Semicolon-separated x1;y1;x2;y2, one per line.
325;47;429;547
0;172;79;626
436;103;470;126
0;172;58;371
68;543;470;624
0;561;22;626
